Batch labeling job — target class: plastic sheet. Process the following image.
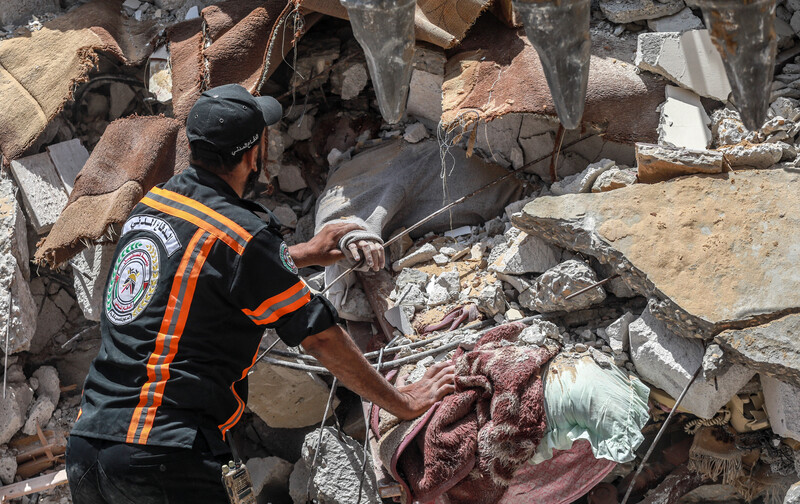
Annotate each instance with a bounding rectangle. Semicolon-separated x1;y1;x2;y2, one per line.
512;0;591;130
697;0;777;130
340;0;416;124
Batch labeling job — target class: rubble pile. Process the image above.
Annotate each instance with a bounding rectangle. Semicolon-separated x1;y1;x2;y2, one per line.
1;0;800;503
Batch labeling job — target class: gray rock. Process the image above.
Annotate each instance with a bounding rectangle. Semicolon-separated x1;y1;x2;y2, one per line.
518;319;561;347
489;231;560;275
771;97;800;122
23;396;55;435
592;167;638;193
761;374;800;441
393;284;427;311
30;296;66;354
247;456;293;498
0;382;32;444
476;282;505;316
288;115;314;142
636;143;724;183
392;243;437;272
701;343;726;380
600;0;685;23
712;108;749;147
277;164;307;193
248;334;338;429
0;0;58;25
70;244;115;322
629;307;755;419
426;270;460;307
0;448;16;485
550;159;616;195
514;169;800;339
718;143;784;169
0;259;37;355
646;6;704;32
273;204;298;229
716;314;800;388
635;30;731;101
384;305;414;335
32;366;60;407
338;283;374;322
520;260;606;313
331;62;369;101
606;311;636;353
1;178;29;279
403;122;428;144
289;427;380;504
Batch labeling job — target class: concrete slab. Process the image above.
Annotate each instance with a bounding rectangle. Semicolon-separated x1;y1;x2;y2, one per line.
9;152;68;234
513;169;800;339
647;7;704;32
761;374;800;441
636;30;732;102
600;0;685;24
46;139;89;195
658;86;711;150
636;143;723;183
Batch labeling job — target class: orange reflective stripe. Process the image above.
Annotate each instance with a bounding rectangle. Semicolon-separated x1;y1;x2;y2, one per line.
141;196;246;254
126;230;217;444
218;348;261;439
243;281;305;318
251;290;311;326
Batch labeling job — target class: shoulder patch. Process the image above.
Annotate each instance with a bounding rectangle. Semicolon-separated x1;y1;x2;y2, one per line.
122;215;181;256
105;238;161;325
279;242;299;275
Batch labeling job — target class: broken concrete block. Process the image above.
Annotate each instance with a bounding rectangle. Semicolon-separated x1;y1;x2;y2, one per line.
392;242;437;272
0;448;17;486
718;143;784;169
426;270;460;307
272;205;298;229
551;159;616;195
289;427;380;504
1;178;29;279
393;284;427;312
288;115;314;142
771;97;800;122
432;253;449;266
518;319;560;347
331;62;369;100
9;152;69;234
647;6;704;32
629;307;755;419
600;0;685;23
403;122;427;144
394;268;429;291
635;143;724;183
70;244;115;322
248;352;338;429
30;296;66;354
658;86;711;150
339;283;374;322
32;365;60;407
22;396;55;435
489;231;560;275
406;47;445;128
0;258;37;355
384;305;413;335
519;260;606;313
591;167;638;192
606;311;636;354
513;169;800;340
761;374;800;441
248;456;293;498
716;314;800;389
636;30;732;102
277;164;307;193
712;108;749;147
0;382;32;444
476;282;505;317
46;139;89;195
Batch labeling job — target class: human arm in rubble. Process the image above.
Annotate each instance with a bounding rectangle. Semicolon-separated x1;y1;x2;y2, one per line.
301;324;455;420
289;222;385;271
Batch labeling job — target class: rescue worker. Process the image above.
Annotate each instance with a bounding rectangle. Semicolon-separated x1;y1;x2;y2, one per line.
65;84;455;504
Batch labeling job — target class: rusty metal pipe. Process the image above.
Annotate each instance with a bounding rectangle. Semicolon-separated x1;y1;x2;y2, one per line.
697;0;777;130
340;0;416;124
512;0;592;130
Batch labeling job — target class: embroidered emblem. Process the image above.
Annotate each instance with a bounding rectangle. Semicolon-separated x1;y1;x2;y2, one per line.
279;242;298;275
121;215;181;256
105;238;160;325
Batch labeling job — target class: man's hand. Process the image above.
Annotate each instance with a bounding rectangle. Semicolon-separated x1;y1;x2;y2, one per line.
347;240;385;272
302;326;455;421
289;222;363;268
395;361;456;419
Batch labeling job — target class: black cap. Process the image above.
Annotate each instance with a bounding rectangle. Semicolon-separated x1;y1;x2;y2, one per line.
186;84;282;158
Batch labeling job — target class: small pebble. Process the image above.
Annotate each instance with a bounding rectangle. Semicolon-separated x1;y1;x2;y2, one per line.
574;343;588;352
601;345;612;353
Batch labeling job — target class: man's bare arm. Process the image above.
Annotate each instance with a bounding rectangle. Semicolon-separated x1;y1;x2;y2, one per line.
288;222;363;268
301;325;455;420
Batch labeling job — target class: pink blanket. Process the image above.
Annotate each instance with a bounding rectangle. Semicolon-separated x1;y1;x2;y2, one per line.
376;323;558;504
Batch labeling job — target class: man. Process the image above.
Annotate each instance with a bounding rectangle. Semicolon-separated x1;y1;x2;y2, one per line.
66;84;455;503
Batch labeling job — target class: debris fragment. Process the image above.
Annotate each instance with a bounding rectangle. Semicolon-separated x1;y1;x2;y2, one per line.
520;260;607;313
635;142;724;183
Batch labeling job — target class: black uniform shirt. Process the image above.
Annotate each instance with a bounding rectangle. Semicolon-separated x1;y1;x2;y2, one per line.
72;166;337;450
